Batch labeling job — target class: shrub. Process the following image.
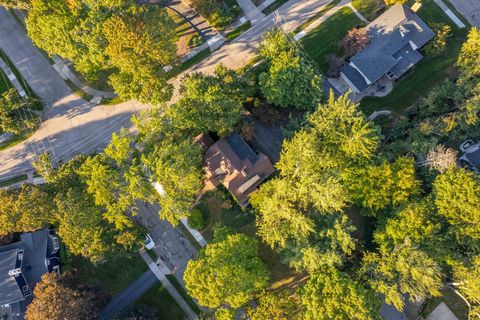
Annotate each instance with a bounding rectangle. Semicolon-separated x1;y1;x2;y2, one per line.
188;208;207;230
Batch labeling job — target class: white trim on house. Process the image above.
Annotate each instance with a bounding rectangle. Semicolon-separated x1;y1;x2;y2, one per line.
350;62;372;85
409;40;418;50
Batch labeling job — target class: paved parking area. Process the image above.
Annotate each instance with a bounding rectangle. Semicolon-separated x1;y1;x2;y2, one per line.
448;0;480;27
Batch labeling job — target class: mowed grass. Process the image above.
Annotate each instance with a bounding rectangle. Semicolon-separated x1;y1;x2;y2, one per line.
301;7;363;72
421;288;469;320
72;254;149;296
134;283;185;320
351;0;382;21
359;0;469;114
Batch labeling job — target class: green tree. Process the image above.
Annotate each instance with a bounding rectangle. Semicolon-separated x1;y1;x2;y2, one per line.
25;273;98;320
259;30;323;110
247;290;299;320
0;184;52;236
26;0;177;105
32;153;141;262
171;70;244;136
142;137;204;224
103;6;176;104
0;89;39;134
384;0;407;4
433;168;480;244
301;267;381;320
451;256;480;318
362;240;442;311
184;230;269;309
457;27;480;79
0;0;30;9
78;130;153;230
343;157;421;212
374;199;440;252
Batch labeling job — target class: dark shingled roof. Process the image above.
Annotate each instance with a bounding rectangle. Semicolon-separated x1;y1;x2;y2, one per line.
466;149;480;169
343;4;435;87
226;133;258;164
0;250;24;305
340;64;369;92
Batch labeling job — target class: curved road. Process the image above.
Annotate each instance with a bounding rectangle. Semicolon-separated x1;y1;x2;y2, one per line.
0;0;332;180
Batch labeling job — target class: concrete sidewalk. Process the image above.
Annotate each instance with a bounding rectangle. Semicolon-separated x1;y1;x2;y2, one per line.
140;250;198;320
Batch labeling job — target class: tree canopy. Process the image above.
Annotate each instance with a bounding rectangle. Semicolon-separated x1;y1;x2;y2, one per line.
301;267;381;320
26;0;176;105
0;89;39;134
184;229;269;309
25;273;98;320
258;30;323;110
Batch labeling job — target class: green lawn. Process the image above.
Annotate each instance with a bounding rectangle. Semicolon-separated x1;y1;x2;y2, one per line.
197;188;255;241
351;0;382;21
134;283;185;320
72;254;149;296
295;0;342;32
421;288;469;320
359;0;469;114
301;7;363;72
226;21;252;40
165;275;201;314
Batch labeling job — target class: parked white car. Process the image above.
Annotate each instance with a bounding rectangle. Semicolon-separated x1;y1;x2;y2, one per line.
144;234;155;250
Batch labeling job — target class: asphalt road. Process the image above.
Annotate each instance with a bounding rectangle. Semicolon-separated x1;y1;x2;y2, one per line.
0;0;332;181
0;8;147;180
99;269;157;320
448;0;480;27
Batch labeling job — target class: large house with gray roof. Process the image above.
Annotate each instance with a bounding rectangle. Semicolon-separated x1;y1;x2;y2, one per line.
340;3;435;94
0;229;60;320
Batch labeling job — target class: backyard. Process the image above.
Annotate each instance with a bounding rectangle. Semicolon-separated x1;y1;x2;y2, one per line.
301;7;364;72
359;0;469;114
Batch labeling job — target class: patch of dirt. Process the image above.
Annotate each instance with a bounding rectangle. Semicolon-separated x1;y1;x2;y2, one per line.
176;35;190;57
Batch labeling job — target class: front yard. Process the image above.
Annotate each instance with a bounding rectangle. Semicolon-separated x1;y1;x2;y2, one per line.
359;0;469;114
301;7;363;72
351;0;384;21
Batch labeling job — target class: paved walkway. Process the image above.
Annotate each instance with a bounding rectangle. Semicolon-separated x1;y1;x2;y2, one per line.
135;201;197;286
0;57;26;97
140;250;198;320
236;0;265;24
433;0;467;28
448;0;480;27
51;56;116;100
99;269;158;320
293;0;352;40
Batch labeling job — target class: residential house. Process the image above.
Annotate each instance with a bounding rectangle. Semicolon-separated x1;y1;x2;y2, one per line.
202;133;275;207
459;140;480;173
340;3;435;95
0;229;60;320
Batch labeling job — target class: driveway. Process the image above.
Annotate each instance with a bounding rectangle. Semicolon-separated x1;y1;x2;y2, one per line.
448;0;480;27
99;269;157;320
135;201;197;286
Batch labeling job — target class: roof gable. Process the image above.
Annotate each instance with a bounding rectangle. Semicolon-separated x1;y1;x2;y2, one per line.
347;4;434;83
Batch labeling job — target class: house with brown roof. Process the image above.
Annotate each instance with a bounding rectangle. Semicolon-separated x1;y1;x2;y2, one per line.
201;133;275;207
